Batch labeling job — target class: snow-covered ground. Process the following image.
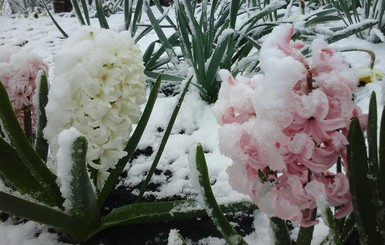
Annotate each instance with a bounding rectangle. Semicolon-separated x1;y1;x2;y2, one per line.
1;6;385;245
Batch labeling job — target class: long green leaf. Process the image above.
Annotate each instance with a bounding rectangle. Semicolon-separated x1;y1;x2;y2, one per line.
347;118;383;244
324;207;342;245
41;0;68;38
0;138;55;203
269;217;291;245
136;77;192;202
80;0;90;25
34;71;49;162
95;199;256;240
71;0;86;25
326;20;378;43
98;76;161;207
63;135;99;226
95;0;110;29
379;104;385;209
146;1;178;67
195;144;248;245
0;191;88;241
0;82;63;206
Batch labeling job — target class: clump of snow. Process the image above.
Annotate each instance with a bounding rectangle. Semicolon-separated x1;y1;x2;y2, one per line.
56;127;83;212
167;229;185;245
0;220;69;245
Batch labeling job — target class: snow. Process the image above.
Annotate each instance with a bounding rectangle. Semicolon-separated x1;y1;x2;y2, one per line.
0;4;385;245
56;127;83;211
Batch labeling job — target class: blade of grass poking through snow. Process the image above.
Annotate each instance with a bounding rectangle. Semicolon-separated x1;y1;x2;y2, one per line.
124;0;131;31
347;118;384;244
41;0;68;38
325;19;378;44
34;71;49;162
136;77;192;202
367;92;381;207
324;207;342;245
0;82;63;206
152;0;176;29
195;144;248;245
229;0;241;29
377;104;385;242
97;76;161;207
146;0;178;67
80;0;90;25
125;0;143;34
58;133;99;227
94;199;257;238
379;104;385;209
239;1;286;34
0;191;89;242
269;217;291;245
71;0;86;25
371;93;385;242
144;33;180;71
95;0;109;29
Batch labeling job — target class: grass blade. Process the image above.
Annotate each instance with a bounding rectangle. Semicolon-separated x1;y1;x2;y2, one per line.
194;144;248;245
60;135;99;226
34;71;49;162
146;1;178;67
95;0;110;29
95;199;256;238
0;190;88;241
41;0;68;38
136;77;192;202
269;217;291;245
347;118;383;244
71;0;86;25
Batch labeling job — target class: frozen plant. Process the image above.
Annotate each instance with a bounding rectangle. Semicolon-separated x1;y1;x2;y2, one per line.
0;46;48;141
213;24;366;228
44;26;147;189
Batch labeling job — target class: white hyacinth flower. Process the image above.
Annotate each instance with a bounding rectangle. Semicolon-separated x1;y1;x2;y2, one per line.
44;26;146;189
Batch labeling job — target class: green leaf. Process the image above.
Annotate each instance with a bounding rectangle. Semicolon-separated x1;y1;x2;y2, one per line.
95;199;256;240
0;190;89;241
144;71;183;82
324;207;342;245
195;144;248;245
98;76;161;207
80;0;90;25
326;20;378;43
0;138;55;203
0;82;63;206
146;1;178;67
34;71;49;162
347;118;383;244
379;104;385;207
95;0;110;29
269;217;291;245
71;0;86;25
136;77;192;202
41;0;68;38
63;135;99;226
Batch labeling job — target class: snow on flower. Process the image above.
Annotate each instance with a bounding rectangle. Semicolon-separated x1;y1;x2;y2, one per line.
0;46;48;136
44;26;146;189
213;24;362;226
